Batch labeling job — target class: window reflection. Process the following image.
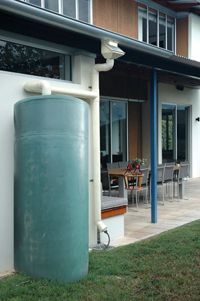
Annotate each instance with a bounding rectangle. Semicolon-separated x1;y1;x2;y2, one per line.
100;101;111;169
79;0;90;22
100;100;127;169
45;0;59;12
149;9;157;46
167;16;175;51
0;39;71;80
112;102;127;163
22;0;91;23
159;13;166;49
138;5;175;52
63;0;76;18
162;104;190;163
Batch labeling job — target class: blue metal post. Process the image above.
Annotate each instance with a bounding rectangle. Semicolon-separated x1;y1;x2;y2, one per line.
150;69;157;223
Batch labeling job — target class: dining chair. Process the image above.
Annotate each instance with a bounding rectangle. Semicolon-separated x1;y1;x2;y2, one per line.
163;165;174;201
118;161;128;168
131;168;150;208
173;163;190;200
107;162;120;195
157;166;165;204
165;162;175;166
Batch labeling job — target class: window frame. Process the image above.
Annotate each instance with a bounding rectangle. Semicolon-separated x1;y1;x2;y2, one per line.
138;3;176;53
0;30;73;81
20;0;92;23
100;97;128;166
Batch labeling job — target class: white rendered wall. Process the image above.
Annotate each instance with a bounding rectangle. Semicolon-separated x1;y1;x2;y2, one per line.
158;83;200;178
188;14;200;62
100;215;124;245
0;54;97;274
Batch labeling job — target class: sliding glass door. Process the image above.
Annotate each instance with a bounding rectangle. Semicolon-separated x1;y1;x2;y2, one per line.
162;104;190;163
100;99;127;169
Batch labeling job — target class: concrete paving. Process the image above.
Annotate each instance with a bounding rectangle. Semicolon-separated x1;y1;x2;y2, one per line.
112;178;200;247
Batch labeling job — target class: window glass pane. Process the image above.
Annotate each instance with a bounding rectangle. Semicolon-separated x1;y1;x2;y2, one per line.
149;9;157;46
138;6;147;43
111;102;127;163
177;106;189;162
45;0;59;12
100;101;110;169
159;13;166;49
28;0;41;6
162;104;176;162
79;0;90;23
167;16;175;51
0;39;70;80
63;0;76;18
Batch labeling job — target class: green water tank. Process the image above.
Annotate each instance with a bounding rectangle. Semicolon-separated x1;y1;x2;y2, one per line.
14;95;89;283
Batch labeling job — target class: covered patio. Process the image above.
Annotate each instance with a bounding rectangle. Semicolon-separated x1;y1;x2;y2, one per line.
112;177;200;246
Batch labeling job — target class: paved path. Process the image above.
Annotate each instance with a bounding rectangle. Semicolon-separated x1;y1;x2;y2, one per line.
112;178;200;246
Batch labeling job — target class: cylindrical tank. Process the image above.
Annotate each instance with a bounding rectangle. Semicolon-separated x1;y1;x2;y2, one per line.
14;95;89;283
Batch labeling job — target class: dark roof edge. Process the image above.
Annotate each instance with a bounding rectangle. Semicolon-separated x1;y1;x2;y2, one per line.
1;0;200;78
2;0;173;58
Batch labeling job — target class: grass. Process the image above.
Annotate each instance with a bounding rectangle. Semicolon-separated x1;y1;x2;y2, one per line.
0;220;200;301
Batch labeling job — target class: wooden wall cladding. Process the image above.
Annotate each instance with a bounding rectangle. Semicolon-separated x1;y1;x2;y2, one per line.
176;17;188;57
128;102;142;160
93;0;138;39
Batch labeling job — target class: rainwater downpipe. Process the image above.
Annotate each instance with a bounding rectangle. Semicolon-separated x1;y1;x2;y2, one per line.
23;59;115;243
92;59;114;236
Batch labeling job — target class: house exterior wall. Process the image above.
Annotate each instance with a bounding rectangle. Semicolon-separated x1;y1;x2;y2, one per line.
176;17;188;57
188;13;200;62
93;0;138;38
0;53;97;274
158;83;200;178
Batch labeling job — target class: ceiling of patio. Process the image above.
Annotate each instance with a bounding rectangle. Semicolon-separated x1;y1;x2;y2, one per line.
115;60;200;88
154;0;200;15
100;60;200;100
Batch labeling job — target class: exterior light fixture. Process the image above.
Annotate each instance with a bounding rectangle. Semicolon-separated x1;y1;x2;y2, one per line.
195;117;200;122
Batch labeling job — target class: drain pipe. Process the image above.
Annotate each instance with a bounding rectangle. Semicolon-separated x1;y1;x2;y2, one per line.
23;60;114;239
92;59;114;236
92;40;125;239
24;80;98;100
24;40;125;244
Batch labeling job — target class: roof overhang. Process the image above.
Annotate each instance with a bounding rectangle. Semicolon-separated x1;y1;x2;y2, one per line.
0;0;200;81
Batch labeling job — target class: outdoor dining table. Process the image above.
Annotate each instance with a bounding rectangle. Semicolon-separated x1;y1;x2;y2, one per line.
108;165;185;199
107;168;144;198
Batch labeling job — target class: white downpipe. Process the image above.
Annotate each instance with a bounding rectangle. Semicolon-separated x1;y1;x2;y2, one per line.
95;59;114;72
23;58;115;240
92;59;114;233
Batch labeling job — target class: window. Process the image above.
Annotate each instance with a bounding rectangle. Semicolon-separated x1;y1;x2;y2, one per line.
21;0;91;23
0;39;71;80
162;104;190;163
138;4;175;52
159;13;166;49
149;9;157;46
100;99;127;169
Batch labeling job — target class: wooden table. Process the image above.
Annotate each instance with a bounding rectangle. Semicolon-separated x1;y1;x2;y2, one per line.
108;168;144;198
108;165;185;199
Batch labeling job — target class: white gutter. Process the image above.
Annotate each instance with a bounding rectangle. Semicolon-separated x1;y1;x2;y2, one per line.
23;58;116;240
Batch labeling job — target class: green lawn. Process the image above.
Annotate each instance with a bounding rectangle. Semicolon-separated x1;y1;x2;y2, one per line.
1;220;200;301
